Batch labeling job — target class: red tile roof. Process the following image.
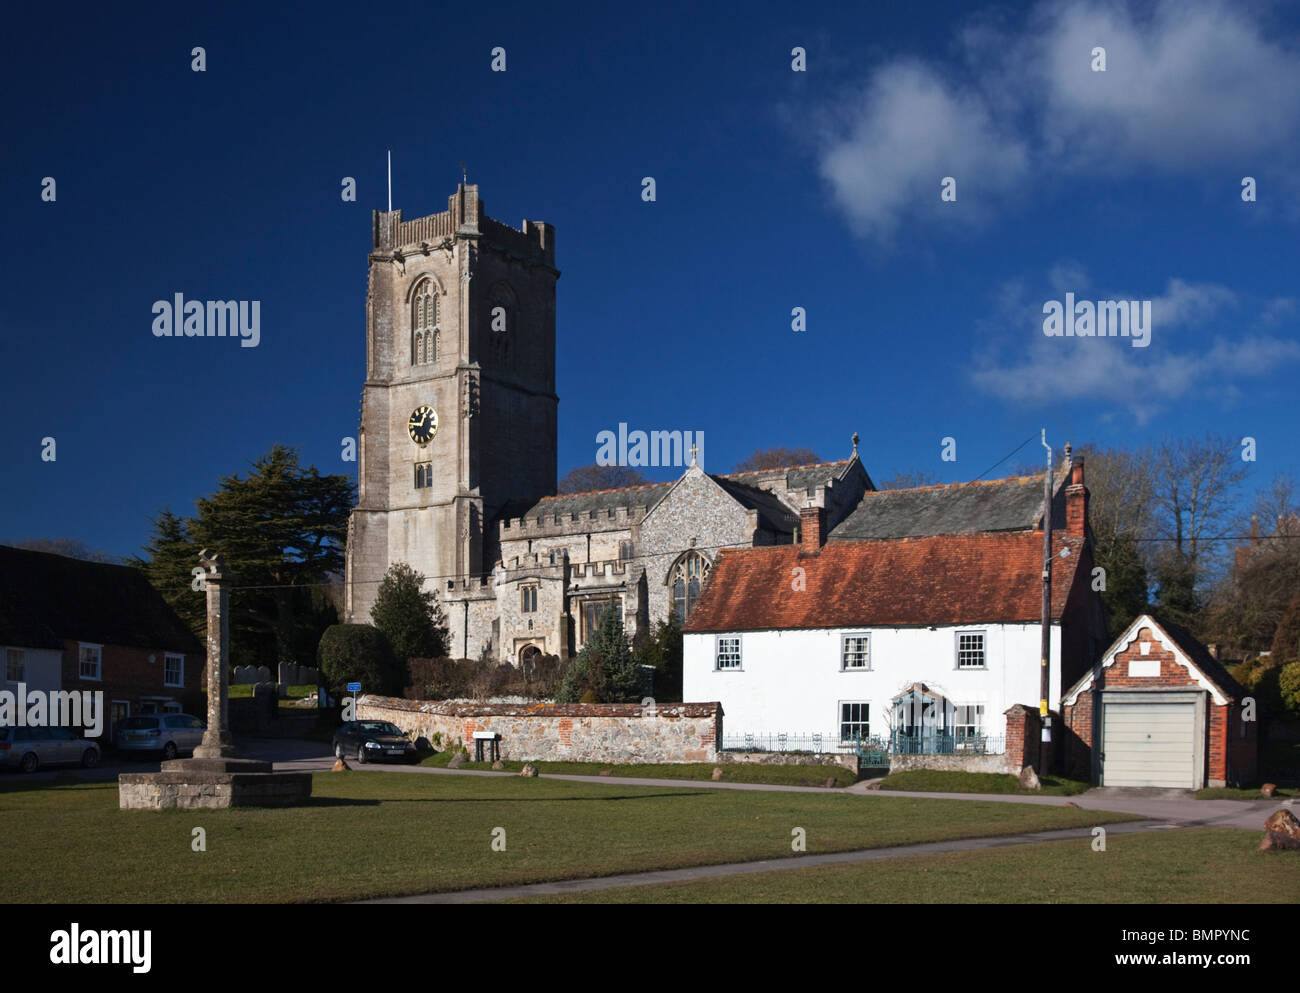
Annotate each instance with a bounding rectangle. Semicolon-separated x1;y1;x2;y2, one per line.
683;532;1084;633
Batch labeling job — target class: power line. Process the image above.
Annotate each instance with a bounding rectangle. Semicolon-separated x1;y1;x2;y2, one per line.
173;532;1300;596
970;433;1039;482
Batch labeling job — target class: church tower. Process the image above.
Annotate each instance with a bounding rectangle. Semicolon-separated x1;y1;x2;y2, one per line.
345;184;559;630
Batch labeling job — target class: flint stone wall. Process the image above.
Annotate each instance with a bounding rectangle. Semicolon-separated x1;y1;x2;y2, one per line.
887;752;1019;775
717;750;859;774
357;695;721;763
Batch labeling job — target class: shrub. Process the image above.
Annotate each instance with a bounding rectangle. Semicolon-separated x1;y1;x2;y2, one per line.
371;562;449;663
317;624;402;696
1232;657;1285;718
555;606;642;703
1279;661;1300;718
1271;595;1300;665
406;654;566;701
404;657;471;699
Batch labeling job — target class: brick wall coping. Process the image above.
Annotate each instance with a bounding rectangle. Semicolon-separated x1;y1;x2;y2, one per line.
358;695;721;719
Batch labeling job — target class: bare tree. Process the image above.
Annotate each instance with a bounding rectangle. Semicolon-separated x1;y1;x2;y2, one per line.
732;447;822;472
557;464;648;494
1248;473;1300;534
1145;434;1251;623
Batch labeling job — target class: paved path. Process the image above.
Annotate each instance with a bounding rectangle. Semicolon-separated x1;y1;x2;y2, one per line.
28;737;1281;903
257;739;1285;831
28;737;1284;834
264;741;1285;904
361;819;1169;904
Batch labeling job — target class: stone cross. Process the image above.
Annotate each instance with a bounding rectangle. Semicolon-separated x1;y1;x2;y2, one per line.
689;442;698;466
194;549;237;759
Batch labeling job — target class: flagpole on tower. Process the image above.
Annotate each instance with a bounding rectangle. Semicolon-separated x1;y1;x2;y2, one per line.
387;150;392;212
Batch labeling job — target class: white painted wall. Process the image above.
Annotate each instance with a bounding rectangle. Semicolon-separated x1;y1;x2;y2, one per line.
684;624;1062;742
0;646;63;696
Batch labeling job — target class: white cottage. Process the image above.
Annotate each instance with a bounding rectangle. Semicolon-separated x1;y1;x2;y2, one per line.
682;459;1109;753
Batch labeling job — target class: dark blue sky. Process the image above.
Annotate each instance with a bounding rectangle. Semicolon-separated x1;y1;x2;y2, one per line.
3;0;1298;559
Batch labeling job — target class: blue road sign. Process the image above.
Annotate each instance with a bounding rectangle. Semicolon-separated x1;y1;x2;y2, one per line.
346;682;361;693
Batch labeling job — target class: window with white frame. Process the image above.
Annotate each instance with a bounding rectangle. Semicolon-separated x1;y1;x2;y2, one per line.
956;631;986;669
79;643;102;680
715;636;741;670
840;702;869;742
954;704;984;740
5;648;24;682
841;633;870;670
164;653;184;687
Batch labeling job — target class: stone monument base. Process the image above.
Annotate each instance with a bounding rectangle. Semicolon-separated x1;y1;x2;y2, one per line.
118;757;312;810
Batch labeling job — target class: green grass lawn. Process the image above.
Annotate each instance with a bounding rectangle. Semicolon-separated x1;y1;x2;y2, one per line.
1195;786;1294;800
417;752;858;787
0;771;1136;903
509;828;1300;904
875;770;1092;795
226;684;318;699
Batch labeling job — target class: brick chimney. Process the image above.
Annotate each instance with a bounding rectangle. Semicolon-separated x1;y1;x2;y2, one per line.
800;505;825;551
1065;457;1087;538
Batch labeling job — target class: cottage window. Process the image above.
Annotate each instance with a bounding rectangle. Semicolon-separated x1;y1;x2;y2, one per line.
954;704;984;740
715;636;741;670
840;702;869;743
79;644;102;680
841;634;870;670
956;631;986;669
164;653;184;687
5;648;23;682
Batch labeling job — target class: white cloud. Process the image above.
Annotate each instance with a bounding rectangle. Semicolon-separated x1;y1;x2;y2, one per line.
969;272;1298;421
812;0;1300;239
817;62;1029;238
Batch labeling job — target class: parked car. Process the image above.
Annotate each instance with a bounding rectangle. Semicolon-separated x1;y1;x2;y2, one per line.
0;726;101;773
333;721;416;764
114;713;206;760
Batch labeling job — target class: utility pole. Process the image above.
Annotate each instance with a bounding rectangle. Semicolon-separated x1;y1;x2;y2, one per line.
1039;430;1052;774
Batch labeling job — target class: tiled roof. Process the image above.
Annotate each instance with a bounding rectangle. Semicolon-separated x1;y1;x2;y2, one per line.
0;546;203;652
1148;616;1248;701
718;459;852;489
830;472;1065;541
521;482;674;519
683;532;1084;633
1062;613;1249;703
519;458;856;523
710;476;800;533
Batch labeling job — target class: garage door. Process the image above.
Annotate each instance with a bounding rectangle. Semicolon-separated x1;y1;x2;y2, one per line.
1102;700;1197;788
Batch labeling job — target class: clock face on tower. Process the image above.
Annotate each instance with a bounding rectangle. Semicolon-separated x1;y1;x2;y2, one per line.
407;405;438;446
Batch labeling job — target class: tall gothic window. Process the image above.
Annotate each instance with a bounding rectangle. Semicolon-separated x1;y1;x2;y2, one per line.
412;282;437;365
488;282;515;367
671;551;710;623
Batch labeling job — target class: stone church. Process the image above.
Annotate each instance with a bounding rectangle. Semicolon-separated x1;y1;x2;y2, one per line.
344;183;872;663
